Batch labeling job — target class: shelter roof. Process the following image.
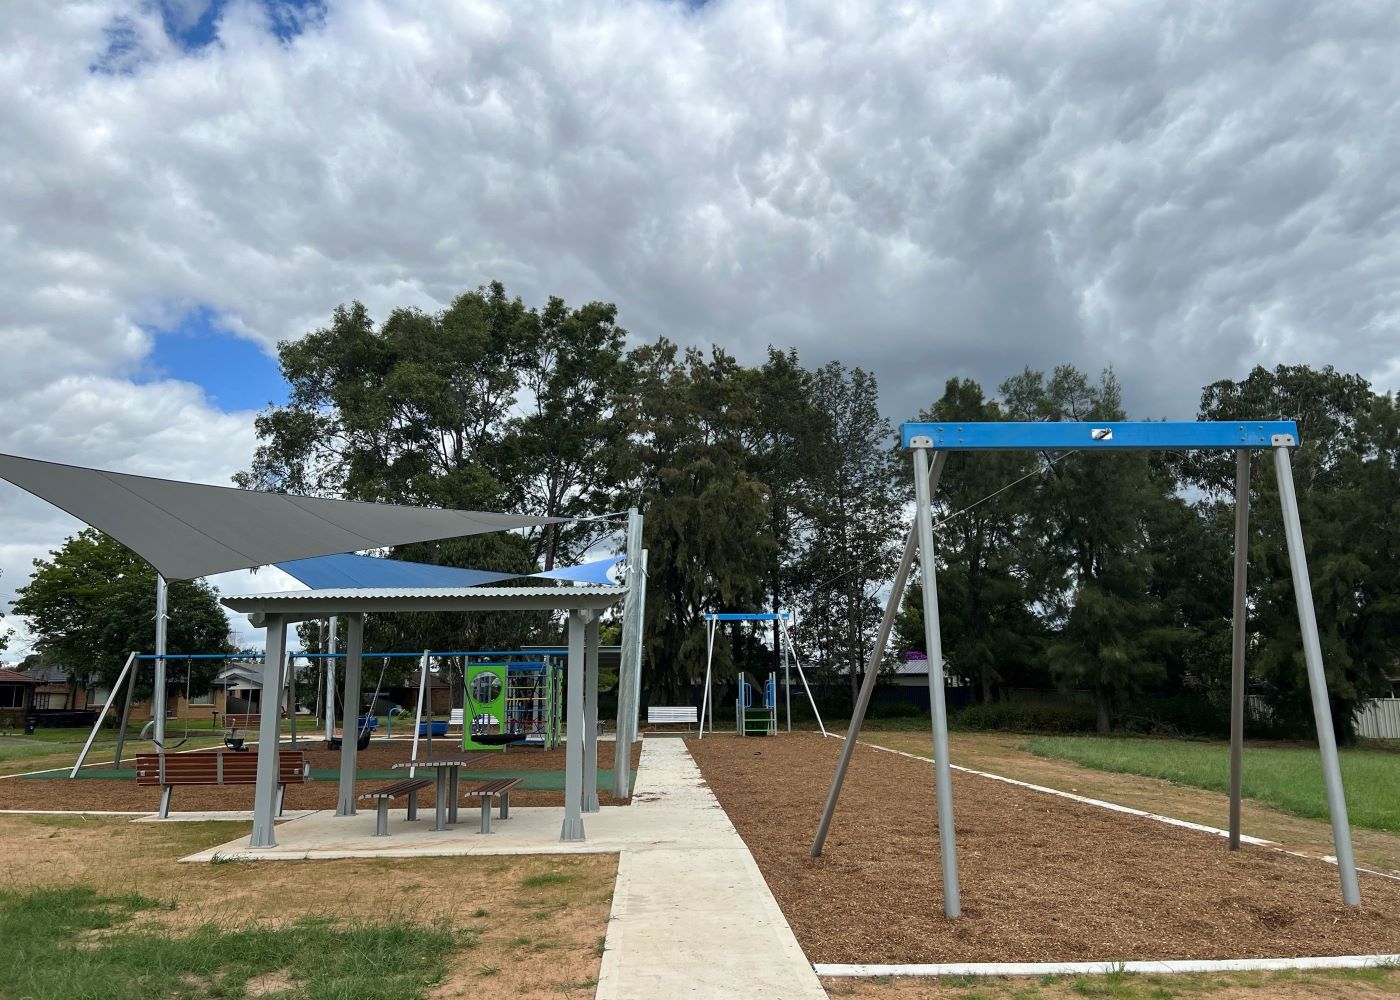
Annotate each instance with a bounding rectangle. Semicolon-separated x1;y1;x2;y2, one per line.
222;585;627;626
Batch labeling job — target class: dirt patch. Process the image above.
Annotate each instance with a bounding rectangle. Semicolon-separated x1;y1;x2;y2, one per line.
688;732;1400;964
0;813;617;998
0;739;641;813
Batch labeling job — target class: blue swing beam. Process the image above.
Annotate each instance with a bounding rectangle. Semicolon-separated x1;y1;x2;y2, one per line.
814;418;1363;918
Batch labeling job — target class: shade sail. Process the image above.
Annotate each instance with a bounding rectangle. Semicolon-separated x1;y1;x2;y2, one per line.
274;552;624;589
0;453;563;581
276;553;517;589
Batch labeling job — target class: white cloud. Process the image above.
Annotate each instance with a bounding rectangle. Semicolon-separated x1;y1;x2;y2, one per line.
2;0;1398;652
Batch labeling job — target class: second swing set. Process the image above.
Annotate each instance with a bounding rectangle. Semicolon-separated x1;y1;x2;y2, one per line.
697;612;827;738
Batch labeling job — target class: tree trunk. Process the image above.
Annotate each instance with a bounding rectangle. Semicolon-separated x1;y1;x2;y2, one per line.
1095;682;1112;734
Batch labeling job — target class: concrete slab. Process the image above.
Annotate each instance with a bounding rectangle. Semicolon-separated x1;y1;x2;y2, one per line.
181;739;825;999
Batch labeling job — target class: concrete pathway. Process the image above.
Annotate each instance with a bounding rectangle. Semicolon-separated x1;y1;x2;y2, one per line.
595;739;825;999
182;739;825;999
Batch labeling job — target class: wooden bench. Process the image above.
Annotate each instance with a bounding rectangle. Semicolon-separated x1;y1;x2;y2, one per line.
357;778;434;836
461;777;522;833
647;706;698;730
134;750;310;819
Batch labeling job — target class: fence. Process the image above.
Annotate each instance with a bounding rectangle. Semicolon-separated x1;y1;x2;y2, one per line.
1356;698;1400;740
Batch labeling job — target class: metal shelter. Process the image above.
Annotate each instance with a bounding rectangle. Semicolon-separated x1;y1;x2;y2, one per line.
810;420;1362;916
221;585;628;849
698;612;827;738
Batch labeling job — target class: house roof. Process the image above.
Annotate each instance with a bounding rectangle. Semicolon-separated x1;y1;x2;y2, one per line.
0;669;41;685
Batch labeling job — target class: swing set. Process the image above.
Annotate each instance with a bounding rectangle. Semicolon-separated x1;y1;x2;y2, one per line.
698;612;827;738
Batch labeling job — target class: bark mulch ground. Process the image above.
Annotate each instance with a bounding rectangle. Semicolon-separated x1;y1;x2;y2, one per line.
0;739;640;813
688;732;1400;964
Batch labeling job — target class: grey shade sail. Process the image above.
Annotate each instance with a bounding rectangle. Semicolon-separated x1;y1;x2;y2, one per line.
0;452;563;581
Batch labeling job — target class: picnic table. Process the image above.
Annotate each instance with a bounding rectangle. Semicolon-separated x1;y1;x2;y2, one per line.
391;754;494;831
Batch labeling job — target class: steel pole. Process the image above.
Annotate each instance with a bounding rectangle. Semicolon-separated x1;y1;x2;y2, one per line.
1228;449;1250;849
613;509;643;796
113;655;139;767
335;614;364;817
561;611;587;841
812;451;947;857
324;618;338;741
1274;444;1360;906
153;576;168;748
699;617;716;739
913;443;961;918
782;618;792;733
71;652;137;777
632;549;648;741
250;616;286;849
583;614;601;812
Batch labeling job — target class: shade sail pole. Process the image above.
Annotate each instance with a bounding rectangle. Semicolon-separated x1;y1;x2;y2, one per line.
583;614;601;813
1274;443;1360;906
812;450;946;857
613;508;643;797
153;576;168;749
561;610;586;841
335;614;364;817
1228;449;1250;850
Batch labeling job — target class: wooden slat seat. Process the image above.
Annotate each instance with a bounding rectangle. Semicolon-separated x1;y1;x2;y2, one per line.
461;777;522;833
134;751;309;818
357;778;434;836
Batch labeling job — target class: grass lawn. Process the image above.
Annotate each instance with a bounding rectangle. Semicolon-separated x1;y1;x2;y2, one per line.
1023;735;1400;834
0;813;615;999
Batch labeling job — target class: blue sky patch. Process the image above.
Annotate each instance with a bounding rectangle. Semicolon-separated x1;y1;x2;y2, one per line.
142;306;287;412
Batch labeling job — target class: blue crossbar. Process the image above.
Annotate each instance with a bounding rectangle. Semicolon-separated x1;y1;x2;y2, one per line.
900;421;1299;451
705;612;790;621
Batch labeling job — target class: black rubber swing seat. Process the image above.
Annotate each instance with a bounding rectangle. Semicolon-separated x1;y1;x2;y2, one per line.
470;733;531;747
326;729;373;751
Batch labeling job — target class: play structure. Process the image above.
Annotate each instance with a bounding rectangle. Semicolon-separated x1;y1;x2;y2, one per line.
734;671;778;736
698;611;827;738
812;420;1364;917
461;654;564;751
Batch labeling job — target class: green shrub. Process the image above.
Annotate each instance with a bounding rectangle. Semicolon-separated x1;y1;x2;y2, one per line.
950;701;1098;734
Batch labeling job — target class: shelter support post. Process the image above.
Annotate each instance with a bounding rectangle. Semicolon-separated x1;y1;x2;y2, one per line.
153;575;168;749
71;651;138;777
250;616;287;849
335;614;364;817
561;610;587;841
812;451;946;857
1273;443;1361;906
1228;450;1249;850
113;654;139;767
912;443;961;918
583;614;601;813
324;618;337;741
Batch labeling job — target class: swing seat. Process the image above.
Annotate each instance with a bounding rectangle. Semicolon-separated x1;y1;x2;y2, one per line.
469;733;530;747
325;729;373;751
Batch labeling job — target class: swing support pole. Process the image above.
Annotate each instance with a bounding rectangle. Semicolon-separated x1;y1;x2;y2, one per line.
71;652;139;777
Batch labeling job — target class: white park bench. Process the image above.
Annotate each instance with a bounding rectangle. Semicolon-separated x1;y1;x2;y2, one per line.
646;706;698;731
449;708;464;731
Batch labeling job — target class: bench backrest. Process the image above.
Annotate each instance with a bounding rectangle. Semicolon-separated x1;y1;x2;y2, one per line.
134;751;309;787
222;714;260;730
647;706;699;724
449;708;465;727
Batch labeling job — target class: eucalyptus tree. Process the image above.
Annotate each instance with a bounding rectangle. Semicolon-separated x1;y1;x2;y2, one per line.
1192;365;1398;740
617;339;774;701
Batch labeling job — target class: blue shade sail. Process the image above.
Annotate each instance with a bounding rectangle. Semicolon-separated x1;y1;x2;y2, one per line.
275;553;624;589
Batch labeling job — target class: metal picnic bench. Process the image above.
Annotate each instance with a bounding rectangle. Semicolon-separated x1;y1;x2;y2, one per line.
134;750;310;818
358;777;434;836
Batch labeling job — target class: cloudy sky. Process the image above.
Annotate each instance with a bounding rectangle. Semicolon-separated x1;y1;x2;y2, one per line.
2;0;1397;654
